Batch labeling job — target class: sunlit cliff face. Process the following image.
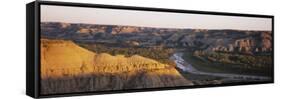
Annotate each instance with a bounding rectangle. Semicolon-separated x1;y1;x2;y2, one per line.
40;39;186;78
40;39;193;94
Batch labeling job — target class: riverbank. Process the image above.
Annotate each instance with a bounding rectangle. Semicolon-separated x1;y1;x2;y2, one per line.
170;52;272;85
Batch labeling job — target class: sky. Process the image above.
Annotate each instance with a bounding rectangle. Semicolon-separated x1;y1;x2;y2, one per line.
41;5;272;31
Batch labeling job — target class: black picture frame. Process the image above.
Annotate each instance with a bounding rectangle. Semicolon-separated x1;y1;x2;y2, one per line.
26;0;274;98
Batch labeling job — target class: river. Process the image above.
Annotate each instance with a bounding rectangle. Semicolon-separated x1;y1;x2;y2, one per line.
170;53;271;81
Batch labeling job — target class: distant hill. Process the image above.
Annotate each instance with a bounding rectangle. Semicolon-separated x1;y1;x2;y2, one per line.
40;39;193;94
41;22;272;54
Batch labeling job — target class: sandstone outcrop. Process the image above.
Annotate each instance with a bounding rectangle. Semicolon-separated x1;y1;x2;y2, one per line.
40;39;193;94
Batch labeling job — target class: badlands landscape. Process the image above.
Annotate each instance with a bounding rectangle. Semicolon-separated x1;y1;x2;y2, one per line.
40;22;273;94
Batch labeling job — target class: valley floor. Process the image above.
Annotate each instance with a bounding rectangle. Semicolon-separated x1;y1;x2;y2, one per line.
170;52;272;85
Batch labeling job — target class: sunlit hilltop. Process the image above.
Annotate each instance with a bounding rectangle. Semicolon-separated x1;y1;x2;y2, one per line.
40;39;193;94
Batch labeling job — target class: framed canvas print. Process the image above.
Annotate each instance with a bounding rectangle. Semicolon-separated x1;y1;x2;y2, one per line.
26;0;274;98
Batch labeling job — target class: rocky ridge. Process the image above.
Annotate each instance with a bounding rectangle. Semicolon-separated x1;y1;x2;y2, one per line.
41;22;272;54
40;39;193;94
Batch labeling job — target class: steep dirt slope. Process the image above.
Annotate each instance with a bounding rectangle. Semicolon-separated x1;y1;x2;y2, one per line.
40;39;193;94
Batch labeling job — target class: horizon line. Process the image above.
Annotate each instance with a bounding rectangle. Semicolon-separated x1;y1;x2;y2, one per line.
41;21;272;32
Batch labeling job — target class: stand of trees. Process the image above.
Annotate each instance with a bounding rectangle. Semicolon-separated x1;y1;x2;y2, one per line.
183;50;272;76
193;50;272;68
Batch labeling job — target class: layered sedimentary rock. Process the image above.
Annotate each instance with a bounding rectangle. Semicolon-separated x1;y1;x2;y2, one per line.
177;31;272;54
40;39;193;94
209;32;272;53
41;22;272;54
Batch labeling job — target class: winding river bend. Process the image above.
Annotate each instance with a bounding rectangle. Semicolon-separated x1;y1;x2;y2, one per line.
170;53;271;81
